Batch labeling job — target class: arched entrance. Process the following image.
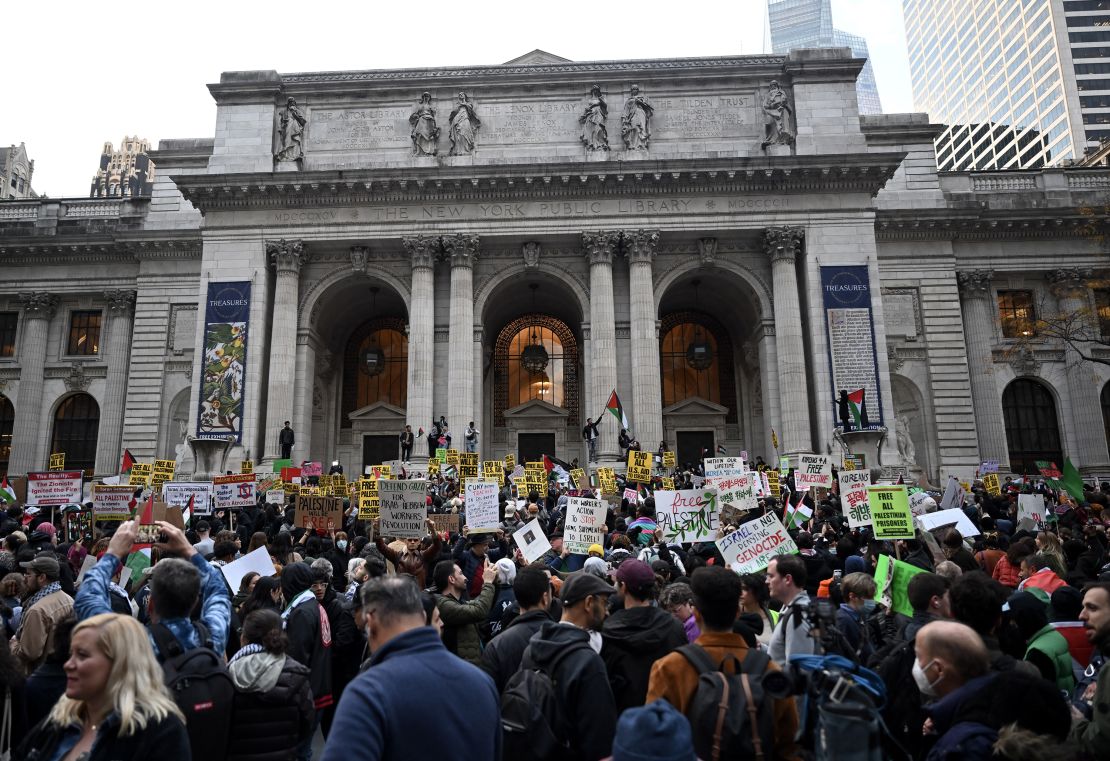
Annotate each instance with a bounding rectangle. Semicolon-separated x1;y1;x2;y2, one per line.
52;393;100;476
1003;378;1062;476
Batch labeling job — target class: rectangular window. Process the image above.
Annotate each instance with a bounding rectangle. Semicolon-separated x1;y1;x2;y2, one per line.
0;314;16;357
66;311;102;356
998;291;1037;338
1096;290;1110;337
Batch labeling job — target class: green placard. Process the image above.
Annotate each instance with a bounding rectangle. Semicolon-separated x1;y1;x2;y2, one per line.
273;458;292;473
867;485;915;540
872;554;926;617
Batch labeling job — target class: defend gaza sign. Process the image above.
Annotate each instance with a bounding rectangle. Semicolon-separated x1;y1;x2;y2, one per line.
378;480;427;539
716;512;798;574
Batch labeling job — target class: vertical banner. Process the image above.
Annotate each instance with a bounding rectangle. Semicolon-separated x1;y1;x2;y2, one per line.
821;265;883;429
197;281;252;442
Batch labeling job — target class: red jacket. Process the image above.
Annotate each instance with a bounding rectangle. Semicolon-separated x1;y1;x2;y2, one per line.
992;555;1022;588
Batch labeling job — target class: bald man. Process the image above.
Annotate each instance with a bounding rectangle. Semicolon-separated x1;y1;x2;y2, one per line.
916;621;995;756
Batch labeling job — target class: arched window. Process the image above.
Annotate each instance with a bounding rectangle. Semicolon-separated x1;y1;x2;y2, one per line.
51;394;100;475
1002;379;1062;476
341;318;408;427
659;312;738;422
493;315;579;427
0;395;13;476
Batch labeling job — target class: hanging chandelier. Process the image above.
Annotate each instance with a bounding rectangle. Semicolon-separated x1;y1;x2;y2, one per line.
520;283;550;374
685;279;713;371
362;286;386;377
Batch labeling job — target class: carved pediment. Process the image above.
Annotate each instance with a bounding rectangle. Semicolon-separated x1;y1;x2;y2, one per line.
348;401;406;422
662;396;729;417
502;49;572;65
503;399;569;419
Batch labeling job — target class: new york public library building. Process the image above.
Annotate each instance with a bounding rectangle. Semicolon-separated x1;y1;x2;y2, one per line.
1;47;1109;483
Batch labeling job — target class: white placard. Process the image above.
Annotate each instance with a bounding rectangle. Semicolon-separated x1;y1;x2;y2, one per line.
379;479;428;539
939;477;964;510
265;489;285;504
838;470;872;528
565;496;607;555
795;455;832;490
706;475;757;512
716;512;799;574
702;457;745;478
1017;494;1047;531
464;480;500;532
75;554;98;585
27;471;83;506
655;488;721;543
219;546;278;594
162;482;213;515
512;518;552;564
213;475;255;509
92;485;135;520
916;507;980;538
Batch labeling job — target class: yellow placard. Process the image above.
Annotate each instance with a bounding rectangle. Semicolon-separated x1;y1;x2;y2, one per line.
359;496;380;520
482;461;504;485
661;477;675;490
241;460;254;474
767;471;781;499
626;450;652;483
570;468;586;488
503;454;516;471
129;463;153;486
446;449;461;466
460;452;478;467
427;460;440;476
662;451;676;469
48;453;65;470
282;482;301;495
598;467;617;495
982;473;1001;496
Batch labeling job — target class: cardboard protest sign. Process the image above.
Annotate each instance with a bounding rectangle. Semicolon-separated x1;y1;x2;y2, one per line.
513;518;552;564
48;453;65;470
706;474;757;513
564;497;607;555
378;480;428;538
626;450;652;483
136;502;185;531
92;485;134;520
430;514;460;535
716;512;798;574
219;546;277;594
161;482;212;515
917;508;980;538
873;554;926;617
838;470;872;528
867;485;915;539
27;471;83;505
1018;494;1047;530
703;457;744;478
213;474;256;509
981;473;1001;496
795;455;832;490
295;494;343;530
662;451;676;469
656;488;720;543
570;468;587;489
464;480;500;532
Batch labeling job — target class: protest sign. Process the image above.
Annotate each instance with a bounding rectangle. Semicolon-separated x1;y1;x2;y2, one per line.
426;460;440;476
662;451;676;469
842;453;865;471
213;473;256;509
623;487;639;504
265;489;285;505
656;488;720;543
301;461;323;477
661;477;675;491
240;460;254;474
1018;494;1047;530
703;457;744;478
152;459;176;484
979;460;999;475
778;456;790;475
706;474;757;513
917;508;980;538
27;471;83;505
280;466;301;482
92;485;134;520
872;554;926;617
626;450;652;483
564;497;607;554
838;470;872;528
358;496;379;520
767;470;781;499
295;494;343;530
1035;461;1062;479
446;449;461;466
48;453;65;470
272;458;292;473
513;518;552;564
379;480;428;538
460;452;478;467
597;468;617;495
716;512;798;574
981;473;1001;496
570;468;587;489
483;461;504;485
503;453;516;471
162;482;213;516
219;546;277;594
430;514;460;535
867;485;914;539
795;455;832;489
129;463;153;487
435;447;447;462
464;480;500;532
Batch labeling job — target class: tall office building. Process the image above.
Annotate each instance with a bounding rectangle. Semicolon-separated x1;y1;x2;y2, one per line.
768;0;884;114
904;0;1108;171
90;136;155;198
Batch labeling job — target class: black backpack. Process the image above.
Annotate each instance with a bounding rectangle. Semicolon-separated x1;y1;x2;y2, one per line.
677;644;775;761
500;643;590;761
150;621;235;761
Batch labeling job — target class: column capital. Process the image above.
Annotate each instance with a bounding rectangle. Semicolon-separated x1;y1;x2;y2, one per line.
761;226;805;264
402;235;437;270
18;291;58;320
266;239;308;275
1047;267;1094;299
103;289;136;316
623;229;660;264
442;233;479;268
956;269;993;297
582;231;620;265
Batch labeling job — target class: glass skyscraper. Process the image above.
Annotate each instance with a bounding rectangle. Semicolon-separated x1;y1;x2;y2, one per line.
903;0;1108;171
768;0;884;114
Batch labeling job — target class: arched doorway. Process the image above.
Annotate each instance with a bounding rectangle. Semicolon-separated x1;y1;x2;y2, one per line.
341;317;409;422
52;393;100;475
0;395;13;476
1003;379;1062;476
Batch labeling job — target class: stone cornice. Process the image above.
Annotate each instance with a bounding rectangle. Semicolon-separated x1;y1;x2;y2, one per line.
875;210;1108;241
172;152;905;213
0;233;202;262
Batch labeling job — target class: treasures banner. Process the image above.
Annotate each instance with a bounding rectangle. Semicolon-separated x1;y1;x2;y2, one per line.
820;265;883;429
196;281;251;442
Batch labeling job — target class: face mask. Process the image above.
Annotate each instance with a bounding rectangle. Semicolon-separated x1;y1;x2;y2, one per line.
337;540;348;551
861;599;877;616
912;658;941;697
588;630;604;654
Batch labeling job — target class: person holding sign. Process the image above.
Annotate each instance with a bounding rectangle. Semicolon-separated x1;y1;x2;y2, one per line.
374;518;440;589
432;559;497;665
452;529;509;601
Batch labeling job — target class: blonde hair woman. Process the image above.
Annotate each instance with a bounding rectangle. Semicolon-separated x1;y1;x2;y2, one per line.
18;612;190;760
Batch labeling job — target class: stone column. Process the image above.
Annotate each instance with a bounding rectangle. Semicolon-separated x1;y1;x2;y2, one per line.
625;229;663;450
9;292;58;475
94;290;136;475
762;228;812;457
956;270;1008;468
1049;267;1110;472
263;239;307;461
444;234;478;435
584;231;621;461
403;236;436;450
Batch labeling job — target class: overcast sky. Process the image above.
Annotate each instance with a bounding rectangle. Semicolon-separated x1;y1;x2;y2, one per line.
4;0;912;197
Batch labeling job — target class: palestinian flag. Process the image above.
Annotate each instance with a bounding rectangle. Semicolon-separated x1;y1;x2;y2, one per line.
717;444;727;454
784;490;812;530
120;449;136;474
0;477;15;505
606;390;630;430
1060;458;1087;503
126;493;156;579
181;494;195;525
847;389;866;429
543;454;571;481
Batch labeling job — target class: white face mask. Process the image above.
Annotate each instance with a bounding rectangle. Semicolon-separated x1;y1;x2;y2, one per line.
588;629;604;654
912;658;941;697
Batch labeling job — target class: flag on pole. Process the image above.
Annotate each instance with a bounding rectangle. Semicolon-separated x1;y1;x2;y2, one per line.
542;454;571;481
120;449;136;474
181;494;195;525
771;428;779;450
605;390;630;430
784;490;812;530
1060;458;1086;503
846;389;866;429
717;444;727;455
0;477;15;505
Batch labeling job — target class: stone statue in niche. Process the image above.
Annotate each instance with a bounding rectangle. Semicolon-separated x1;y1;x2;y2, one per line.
761;81;795;148
409;92;440;157
621;84;653;151
579;84;609;152
448;92;481;155
275;97;307;164
895;415;917;465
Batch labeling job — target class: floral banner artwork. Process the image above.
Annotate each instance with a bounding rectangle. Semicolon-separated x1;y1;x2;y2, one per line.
197;281;251;442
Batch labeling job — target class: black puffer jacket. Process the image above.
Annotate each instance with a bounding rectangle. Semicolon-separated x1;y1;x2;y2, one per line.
479;608;550;692
19;711;190;761
227;652;314;761
280;563;332;710
601;605;687;712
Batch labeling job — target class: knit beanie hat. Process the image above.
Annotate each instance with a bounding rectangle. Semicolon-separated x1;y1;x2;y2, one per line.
611;699;697;761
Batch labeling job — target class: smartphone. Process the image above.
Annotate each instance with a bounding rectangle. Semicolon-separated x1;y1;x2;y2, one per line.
135;524;163;544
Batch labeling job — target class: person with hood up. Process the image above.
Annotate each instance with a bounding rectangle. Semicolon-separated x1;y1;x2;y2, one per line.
486;558;517;639
280;561;332;761
601;558;687;713
227;609;314;761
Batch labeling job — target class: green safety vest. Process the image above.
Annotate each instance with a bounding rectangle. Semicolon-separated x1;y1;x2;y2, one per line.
1025;624;1076;693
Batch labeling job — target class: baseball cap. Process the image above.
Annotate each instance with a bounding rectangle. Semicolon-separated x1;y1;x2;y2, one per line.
20;555;61;580
615;558;656;588
560;571;615;606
